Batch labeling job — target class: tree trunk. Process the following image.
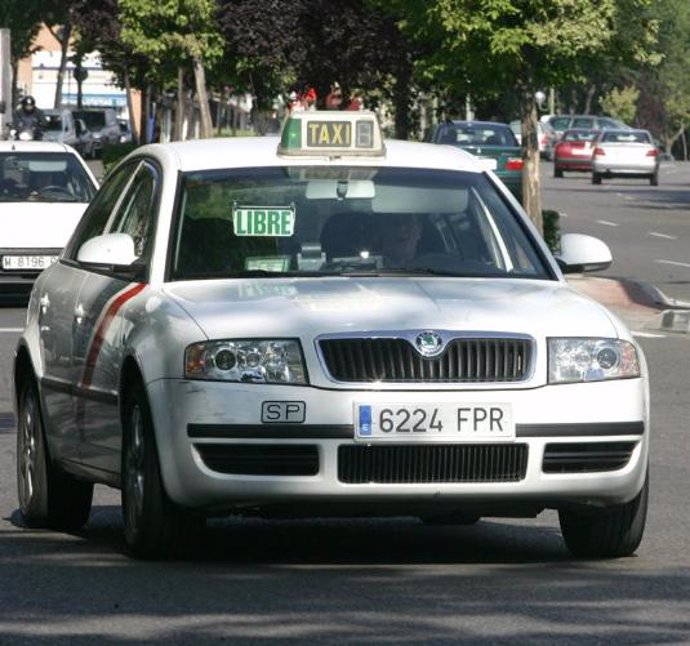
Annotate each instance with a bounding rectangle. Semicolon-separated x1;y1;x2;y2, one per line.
123;67;138;145
52;23;72;108
521;96;543;233
175;67;185;141
192;55;213;139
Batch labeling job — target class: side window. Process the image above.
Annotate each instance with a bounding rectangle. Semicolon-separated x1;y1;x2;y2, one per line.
64;163;135;260
108;163;158;259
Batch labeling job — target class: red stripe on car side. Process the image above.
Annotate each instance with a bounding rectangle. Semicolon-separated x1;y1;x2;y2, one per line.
80;282;146;389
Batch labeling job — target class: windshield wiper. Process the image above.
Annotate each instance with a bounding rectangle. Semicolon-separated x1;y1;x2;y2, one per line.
338;268;464;277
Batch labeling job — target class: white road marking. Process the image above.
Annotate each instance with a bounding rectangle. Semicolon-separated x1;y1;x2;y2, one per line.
656;259;690;268
596;220;619;227
0;328;22;333
649;232;677;240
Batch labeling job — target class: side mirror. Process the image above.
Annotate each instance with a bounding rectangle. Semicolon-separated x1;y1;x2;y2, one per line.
555;233;613;274
77;233;138;266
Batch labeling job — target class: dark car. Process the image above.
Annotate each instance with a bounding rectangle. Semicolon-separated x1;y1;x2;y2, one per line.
429;120;523;202
547;115;628;141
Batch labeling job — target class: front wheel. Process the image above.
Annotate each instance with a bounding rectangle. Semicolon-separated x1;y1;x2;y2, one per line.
559;471;648;558
17;380;93;530
592;173;602;185
121;383;203;559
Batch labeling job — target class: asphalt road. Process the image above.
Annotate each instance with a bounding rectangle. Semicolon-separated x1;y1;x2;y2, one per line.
543;159;690;306
1;160;690;644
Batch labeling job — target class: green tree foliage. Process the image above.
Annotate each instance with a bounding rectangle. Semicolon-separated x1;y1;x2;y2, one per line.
600;86;639;125
384;0;660;228
635;0;690;157
216;0;415;137
70;0;149;142
0;0;59;105
119;0;224;139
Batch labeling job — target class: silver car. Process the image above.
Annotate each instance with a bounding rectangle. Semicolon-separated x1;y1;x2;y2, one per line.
14;111;649;559
592;129;660;185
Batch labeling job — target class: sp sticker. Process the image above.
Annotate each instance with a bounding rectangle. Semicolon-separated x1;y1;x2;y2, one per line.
261;401;306;423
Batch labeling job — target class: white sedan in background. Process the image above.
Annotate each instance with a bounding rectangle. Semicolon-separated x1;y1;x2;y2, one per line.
14;111;649;560
0;141;98;295
592;129;660;185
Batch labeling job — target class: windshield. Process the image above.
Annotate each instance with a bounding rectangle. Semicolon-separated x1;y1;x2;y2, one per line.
0;152;96;203
170;166;550;280
44;114;63;132
73;111;106;129
436;124;518;147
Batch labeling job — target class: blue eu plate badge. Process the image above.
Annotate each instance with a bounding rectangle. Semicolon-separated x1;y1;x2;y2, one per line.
358;405;372;436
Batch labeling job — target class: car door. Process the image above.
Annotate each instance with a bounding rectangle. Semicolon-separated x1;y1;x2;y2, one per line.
72;160;159;478
39;162;134;466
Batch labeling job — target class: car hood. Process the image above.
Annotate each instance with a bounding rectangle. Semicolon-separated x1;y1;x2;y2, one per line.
165;277;623;340
0;201;87;248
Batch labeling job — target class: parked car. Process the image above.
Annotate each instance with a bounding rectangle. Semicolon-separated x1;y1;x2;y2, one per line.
592;129;660;185
0;141;98;294
509;120;556;160
429;120;524;202
41;109;95;159
553;128;600;177
14;110;649;560
548;115;628;141
42;109;78;147
72;108;121;155
117;118;133;144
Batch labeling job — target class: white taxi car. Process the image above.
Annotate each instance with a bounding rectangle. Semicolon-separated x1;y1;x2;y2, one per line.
0;141;98;294
14;111;649;559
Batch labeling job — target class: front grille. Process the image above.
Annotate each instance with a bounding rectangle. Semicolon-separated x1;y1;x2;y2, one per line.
319;337;532;382
542;442;636;473
338;443;528;484
195;444;319;476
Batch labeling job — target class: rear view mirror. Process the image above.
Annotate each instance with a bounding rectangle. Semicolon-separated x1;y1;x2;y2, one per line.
306;179;375;200
556;233;613;273
77;233;138;266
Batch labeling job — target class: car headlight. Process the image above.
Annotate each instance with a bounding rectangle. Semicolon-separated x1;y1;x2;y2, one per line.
185;339;307;384
548;338;640;384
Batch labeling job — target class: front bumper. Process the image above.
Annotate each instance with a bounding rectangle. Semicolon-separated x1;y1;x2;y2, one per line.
148;378;649;514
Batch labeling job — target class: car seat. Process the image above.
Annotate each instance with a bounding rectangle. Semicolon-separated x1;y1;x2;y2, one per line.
320;212;378;259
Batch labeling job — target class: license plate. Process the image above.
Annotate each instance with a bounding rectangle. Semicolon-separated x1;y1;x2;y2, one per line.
2;255;58;271
355;403;514;442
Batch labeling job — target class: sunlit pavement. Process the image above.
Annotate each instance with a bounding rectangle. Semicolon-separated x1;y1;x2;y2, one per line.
567;274;690;334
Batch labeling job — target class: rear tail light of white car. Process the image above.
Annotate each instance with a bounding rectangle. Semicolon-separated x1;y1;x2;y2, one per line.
594;147;605;156
646;149;658;157
548;338;640;384
185;339;307;384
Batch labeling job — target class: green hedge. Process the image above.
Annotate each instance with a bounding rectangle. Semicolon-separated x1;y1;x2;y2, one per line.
101;142;139;174
542;209;561;253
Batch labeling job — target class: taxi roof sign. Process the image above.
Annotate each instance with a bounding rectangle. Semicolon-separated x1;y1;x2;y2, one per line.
278;110;385;157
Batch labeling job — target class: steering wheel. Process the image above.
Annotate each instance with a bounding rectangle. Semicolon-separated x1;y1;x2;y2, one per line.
37;185;72;196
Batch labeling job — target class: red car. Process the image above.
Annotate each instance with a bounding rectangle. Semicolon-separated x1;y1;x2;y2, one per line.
554;129;600;177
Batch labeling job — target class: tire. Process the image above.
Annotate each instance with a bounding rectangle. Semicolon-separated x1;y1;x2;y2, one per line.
554;167;563;178
650;172;659;186
559;471;648;558
16;380;93;531
592;173;602;185
121;382;203;559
